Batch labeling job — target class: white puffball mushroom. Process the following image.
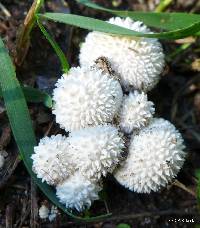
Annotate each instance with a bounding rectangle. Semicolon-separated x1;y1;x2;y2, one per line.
0;154;5;169
114;118;186;193
39;205;49;219
56;172;101;212
48;206;58;222
67;125;124;181
53;66;123;132
79;17;165;92
32;135;75;186
119;91;155;134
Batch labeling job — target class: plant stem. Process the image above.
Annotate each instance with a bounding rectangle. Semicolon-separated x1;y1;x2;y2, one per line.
15;0;44;66
166;43;191;61
173;180;196;197
0;2;11;17
155;0;173;12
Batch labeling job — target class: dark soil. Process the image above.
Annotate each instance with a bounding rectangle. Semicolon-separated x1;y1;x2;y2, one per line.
0;0;200;227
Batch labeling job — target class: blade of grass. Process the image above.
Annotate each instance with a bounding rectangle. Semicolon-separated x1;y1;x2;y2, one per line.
0;85;52;108
0;37;111;222
155;0;173;12
166;43;191;61
196;170;200;212
77;0;200;32
38;12;200;40
15;0;45;65
23;86;52;108
36;16;70;73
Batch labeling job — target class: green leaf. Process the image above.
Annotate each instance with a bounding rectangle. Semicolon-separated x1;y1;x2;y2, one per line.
22;86;53;108
117;224;131;228
0;85;53;108
77;0;200;32
36;16;70;73
38;12;200;40
0;37;111;222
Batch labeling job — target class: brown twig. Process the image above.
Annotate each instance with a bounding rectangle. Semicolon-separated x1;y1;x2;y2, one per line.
44;120;54;137
173;180;196;197
0;125;11;147
60;208;198;225
104;200;110;214
0;152;20;189
6;204;14;228
15;193;31;228
30;180;39;228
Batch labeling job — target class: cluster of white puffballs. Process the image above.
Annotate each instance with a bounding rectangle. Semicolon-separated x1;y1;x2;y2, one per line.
31;17;186;212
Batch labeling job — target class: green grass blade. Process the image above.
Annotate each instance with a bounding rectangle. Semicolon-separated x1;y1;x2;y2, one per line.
77;0;200;32
0;37;111;222
36;16;70;73
0;38;37;163
22;86;52;108
196;170;200;211
155;0;173;12
38;13;200;40
0;86;53;108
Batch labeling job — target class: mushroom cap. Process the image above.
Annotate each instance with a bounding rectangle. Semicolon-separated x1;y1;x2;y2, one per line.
39;205;49;219
67;125;124;181
56;172;101;212
114;118;186;193
32;135;75;185
119;91;155;134
79;17;165;92
53;67;123;132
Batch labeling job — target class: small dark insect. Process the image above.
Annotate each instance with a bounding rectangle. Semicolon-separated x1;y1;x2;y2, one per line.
128;47;139;54
94;56;120;81
166;160;170;165
140;82;145;91
95;56;113;75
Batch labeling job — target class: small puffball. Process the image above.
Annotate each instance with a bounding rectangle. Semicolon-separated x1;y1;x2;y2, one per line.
39;205;49;219
119;91;155;134
114;118;186;193
67;125;124;181
56;172;101;212
0;154;5;169
32;135;75;185
48;206;58;222
79;17;165;92
53;66;123;132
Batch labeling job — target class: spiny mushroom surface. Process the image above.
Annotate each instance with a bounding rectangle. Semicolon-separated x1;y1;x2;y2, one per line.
119;91;155;134
56;172;101;212
53;67;123;132
67;125;124;181
79;17;165;92
114;118;186;193
32;135;75;185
